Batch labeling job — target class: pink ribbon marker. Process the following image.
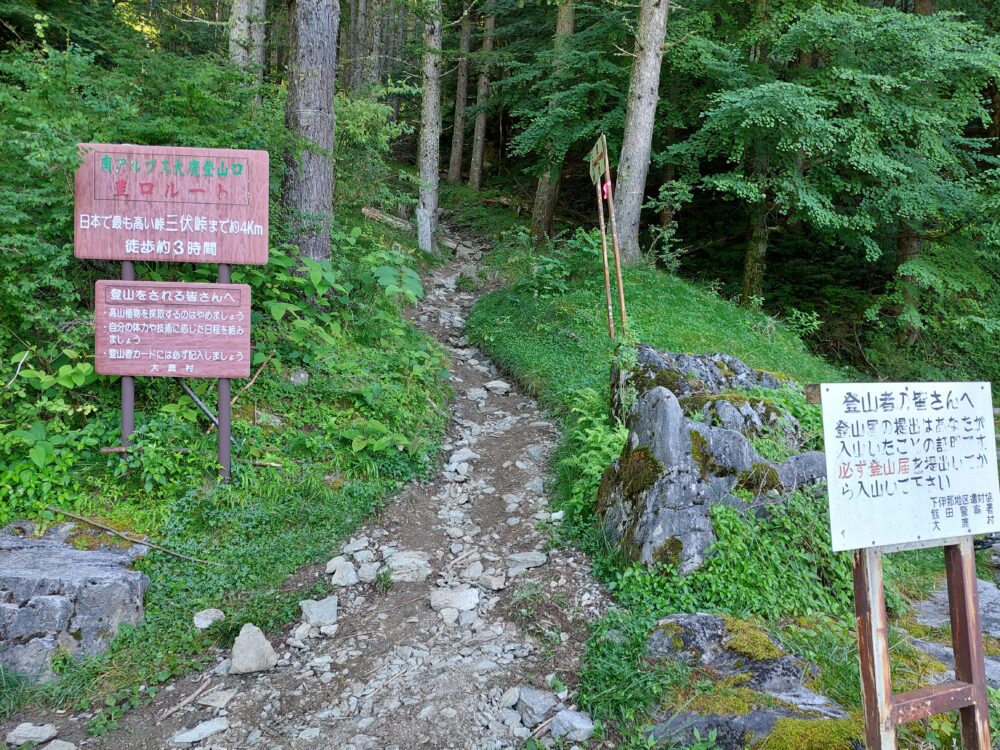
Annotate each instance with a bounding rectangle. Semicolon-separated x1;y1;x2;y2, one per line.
602;180;610;200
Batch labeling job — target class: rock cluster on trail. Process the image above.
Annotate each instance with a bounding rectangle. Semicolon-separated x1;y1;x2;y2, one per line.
647;614;849;750
0;524;149;681
600;345;827;573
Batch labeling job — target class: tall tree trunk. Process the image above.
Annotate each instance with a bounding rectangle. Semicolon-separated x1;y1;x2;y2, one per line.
530;0;575;243
447;8;472;185
350;0;367;90
360;0;383;87
613;0;670;265
340;0;355;85
416;1;443;253
742;200;768;306
283;0;340;262
229;0;267;84
467;8;495;191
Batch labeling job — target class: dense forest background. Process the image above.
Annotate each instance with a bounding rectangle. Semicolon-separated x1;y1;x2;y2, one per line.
2;0;998;398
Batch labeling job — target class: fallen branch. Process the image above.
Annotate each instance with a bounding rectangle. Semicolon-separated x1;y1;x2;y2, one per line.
251;460;283;468
158;678;213;721
231;353;274;408
361;206;463;251
46;506;221;566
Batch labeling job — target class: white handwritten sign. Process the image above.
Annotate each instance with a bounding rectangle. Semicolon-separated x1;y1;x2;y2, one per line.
822;382;1000;551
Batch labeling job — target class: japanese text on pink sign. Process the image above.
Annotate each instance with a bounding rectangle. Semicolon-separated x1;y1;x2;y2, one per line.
95;280;252;380
74;143;268;265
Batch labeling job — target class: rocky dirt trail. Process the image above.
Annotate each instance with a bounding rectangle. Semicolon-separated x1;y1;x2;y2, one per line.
6;235;612;750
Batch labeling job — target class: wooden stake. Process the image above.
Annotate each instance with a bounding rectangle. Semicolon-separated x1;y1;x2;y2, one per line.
594;180;615;341
601;152;628;334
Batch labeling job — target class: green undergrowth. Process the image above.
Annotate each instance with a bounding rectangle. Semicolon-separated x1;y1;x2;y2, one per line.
453;194;975;748
0;24;450;730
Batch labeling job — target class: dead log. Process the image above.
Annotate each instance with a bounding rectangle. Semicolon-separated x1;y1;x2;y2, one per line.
361;206;463;251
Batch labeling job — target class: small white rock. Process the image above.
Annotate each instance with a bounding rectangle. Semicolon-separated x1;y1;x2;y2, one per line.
430;588;480;612
299;596;339;627
192;608;225;630
170;717;229;746
5;723;57;747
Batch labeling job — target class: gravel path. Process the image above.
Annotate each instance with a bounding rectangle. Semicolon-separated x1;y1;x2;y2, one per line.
8;237;613;750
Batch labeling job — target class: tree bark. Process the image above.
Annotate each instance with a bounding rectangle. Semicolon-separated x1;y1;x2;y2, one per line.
895;222;923;343
447;8;472;185
416;1;443;254
742;200;768;306
283;0;340;261
360;0;383;88
530;0;575;243
349;0;367;90
229;0;267;83
467;8;495;191
614;0;670;265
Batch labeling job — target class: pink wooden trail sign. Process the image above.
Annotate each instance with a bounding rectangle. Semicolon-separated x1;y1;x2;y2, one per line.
94;280;252;379
75;143;269;265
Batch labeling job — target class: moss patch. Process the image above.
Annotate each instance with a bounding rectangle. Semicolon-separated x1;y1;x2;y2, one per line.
723;617;784;661
735;463;783;496
618;447;664;500
753;716;863;749
690;429;721;480
596;464;618;512
652;536;684;568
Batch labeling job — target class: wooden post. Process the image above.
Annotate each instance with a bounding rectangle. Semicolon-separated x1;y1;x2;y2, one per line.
121;260;135;449
217;263;232;481
853;547;897;749
601;150;628;334
594;180;615;341
945;539;992;748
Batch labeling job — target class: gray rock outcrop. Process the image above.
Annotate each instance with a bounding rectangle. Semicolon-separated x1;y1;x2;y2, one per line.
647;614;851;750
611;345;785;424
0;529;149;681
599;386;825;574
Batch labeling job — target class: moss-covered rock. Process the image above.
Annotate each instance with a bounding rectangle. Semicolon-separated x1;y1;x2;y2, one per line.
752;716;863;750
735;463;784;496
618;447;663;500
723;617;784;661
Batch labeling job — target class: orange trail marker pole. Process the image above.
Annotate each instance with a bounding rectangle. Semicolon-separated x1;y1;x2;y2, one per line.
602;151;628;333
595;180;615;341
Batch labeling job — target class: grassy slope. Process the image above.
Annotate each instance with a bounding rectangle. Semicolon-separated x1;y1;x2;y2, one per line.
470;263;844;410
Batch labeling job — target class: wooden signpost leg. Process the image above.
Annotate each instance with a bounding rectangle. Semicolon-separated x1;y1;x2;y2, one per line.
601;154;628;334
217;263;232;481
854;547;897;750
121;260;136;449
945;539;992;749
594;180;615;341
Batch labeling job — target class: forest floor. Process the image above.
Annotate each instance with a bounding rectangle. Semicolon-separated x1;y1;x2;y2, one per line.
3;228;615;749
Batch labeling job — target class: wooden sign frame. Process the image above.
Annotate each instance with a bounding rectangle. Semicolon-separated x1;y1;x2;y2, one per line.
807;385;992;749
76;143;270;481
